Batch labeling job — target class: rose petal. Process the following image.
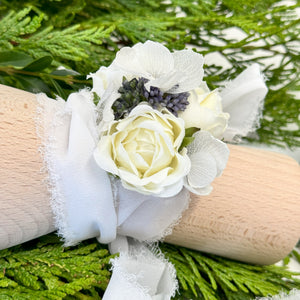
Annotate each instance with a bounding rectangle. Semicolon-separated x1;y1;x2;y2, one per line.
155;178;184;198
183;177;213;196
93;136;119;175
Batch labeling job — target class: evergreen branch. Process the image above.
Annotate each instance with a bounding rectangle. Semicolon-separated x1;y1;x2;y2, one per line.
0;8;44;50
0;234;115;299
160;243;300;300
2;236;298;299
17;25;114;64
0;8;114;67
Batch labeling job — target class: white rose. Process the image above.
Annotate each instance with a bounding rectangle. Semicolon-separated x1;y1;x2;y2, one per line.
94;104;191;197
179;83;229;139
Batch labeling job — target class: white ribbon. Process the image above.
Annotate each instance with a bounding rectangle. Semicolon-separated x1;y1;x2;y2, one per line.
38;89;182;299
105;242;177;300
221;64;268;142
38;64;268;300
38;90;117;246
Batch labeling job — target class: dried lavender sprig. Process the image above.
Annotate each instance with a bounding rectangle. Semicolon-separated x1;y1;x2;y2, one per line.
112;77;190;119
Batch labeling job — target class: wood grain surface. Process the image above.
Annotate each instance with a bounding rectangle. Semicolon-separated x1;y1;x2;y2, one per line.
0;84;299;265
165;145;300;264
0;85;55;250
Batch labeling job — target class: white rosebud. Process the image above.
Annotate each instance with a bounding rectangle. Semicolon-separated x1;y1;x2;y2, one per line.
179;83;229;139
94;104;191;197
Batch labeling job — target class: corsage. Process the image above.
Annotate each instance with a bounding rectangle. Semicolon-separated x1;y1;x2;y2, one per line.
37;40;267;299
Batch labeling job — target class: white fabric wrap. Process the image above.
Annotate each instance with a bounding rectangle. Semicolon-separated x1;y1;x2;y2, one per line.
37;91;117;245
37;64;268;300
37;90;183;299
221;64;268;142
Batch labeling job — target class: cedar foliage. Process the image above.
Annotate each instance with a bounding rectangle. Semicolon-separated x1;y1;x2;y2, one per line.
0;235;299;299
161;244;300;300
0;1;299;299
0;234;115;299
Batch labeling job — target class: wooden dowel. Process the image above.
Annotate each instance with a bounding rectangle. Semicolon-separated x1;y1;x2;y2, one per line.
0;84;299;265
0;85;55;249
165;145;300;264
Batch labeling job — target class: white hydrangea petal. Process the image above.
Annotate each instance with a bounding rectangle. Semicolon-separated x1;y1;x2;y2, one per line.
187;152;217;188
96;86;119;132
187;131;229;176
136;41;174;79
145;70;183;93
114;41;174;80
112;46;146;76
169;49;204;93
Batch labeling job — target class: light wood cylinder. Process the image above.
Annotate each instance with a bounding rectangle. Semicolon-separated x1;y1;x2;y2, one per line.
0;84;299;265
165;146;300;264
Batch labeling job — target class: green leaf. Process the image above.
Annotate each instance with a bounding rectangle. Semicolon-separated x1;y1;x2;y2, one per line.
185;127;199;137
15;75;51;94
180;136;195;150
0;51;33;68
48;77;67;99
23;56;53;72
179;127;200;150
51;69;79;76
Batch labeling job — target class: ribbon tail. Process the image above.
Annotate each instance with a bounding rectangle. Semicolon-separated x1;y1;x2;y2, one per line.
104;239;178;300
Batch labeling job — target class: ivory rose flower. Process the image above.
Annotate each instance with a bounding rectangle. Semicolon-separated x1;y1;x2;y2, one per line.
178;83;229;139
94;104;191;197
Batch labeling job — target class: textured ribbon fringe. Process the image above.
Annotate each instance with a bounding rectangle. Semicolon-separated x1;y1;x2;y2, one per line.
36;93;73;244
104;242;178;300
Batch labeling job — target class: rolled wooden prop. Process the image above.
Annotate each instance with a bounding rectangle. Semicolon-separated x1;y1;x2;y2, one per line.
0;84;299;265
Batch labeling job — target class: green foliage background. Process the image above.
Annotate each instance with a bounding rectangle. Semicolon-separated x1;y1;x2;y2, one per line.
0;0;299;299
0;0;299;148
0;234;300;300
